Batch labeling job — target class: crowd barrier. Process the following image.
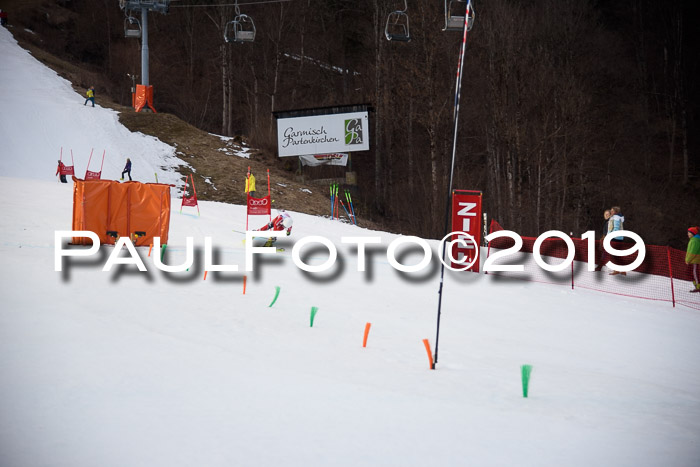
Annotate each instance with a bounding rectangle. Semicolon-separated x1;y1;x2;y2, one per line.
486;220;700;311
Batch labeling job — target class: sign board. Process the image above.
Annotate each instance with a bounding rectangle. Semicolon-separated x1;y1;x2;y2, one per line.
247;195;272;216
277;112;369;157
85;170;101;180
299;153;349;167
450;190;483;272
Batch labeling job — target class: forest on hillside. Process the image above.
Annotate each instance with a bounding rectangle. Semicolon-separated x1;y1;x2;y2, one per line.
6;0;699;248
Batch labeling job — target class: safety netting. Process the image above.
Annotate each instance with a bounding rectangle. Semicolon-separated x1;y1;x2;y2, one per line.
486;220;700;311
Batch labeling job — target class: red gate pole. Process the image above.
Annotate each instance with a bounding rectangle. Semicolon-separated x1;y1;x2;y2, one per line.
571;256;575;290
667;246;676;308
180;174;190;214
246;166;251;230
84;148;94;178
267;169;271;222
190;174;200;217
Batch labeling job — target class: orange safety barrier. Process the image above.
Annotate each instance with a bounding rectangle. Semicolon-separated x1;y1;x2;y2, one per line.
71;177;172;247
134;84;156;113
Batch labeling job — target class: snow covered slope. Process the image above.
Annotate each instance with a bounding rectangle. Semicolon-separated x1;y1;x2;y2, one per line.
0;27;184;185
1;26;699;467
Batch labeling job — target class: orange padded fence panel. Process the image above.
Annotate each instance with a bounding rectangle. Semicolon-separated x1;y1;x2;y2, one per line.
71;177;172;247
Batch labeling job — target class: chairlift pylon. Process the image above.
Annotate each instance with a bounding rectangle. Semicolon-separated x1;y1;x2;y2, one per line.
224;1;256;43
443;0;475;32
385;0;410;42
124;16;142;38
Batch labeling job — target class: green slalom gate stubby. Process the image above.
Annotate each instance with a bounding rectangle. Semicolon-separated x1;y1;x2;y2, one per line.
268;286;281;307
521;364;533;398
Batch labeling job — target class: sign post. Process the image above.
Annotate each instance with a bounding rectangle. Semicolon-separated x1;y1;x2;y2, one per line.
450;190;482;272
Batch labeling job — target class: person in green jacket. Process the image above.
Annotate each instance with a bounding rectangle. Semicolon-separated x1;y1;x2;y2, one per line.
84;86;95;107
687;226;700;292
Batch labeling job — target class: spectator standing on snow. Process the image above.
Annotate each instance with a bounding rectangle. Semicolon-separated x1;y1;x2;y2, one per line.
245;170;257;198
120;158;132;181
84;86;95;107
56;160;67;183
0;10;8;27
608;206;627;276
686;226;700;293
608;206;625;240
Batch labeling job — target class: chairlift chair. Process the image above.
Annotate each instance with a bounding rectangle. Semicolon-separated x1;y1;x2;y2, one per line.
443;0;475;32
224;14;256;43
124;16;142;38
385;0;410;42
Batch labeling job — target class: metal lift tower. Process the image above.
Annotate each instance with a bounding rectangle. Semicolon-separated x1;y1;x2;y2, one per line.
119;0;170;112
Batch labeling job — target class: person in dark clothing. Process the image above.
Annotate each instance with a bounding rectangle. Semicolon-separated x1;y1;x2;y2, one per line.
56;160;67;183
120;158;132;181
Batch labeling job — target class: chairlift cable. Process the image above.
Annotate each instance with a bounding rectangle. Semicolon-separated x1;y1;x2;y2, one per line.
169;0;292;8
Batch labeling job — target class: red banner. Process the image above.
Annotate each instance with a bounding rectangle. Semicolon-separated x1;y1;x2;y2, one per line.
182;195;198;207
85;170;101;180
180;174;200;216
450;190;482;272
59;165;75;175
247;195;271;216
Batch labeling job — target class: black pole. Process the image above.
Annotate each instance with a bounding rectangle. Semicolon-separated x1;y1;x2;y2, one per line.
434;1;473;368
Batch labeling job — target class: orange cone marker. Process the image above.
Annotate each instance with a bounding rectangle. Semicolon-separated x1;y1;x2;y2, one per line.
363;322;372;347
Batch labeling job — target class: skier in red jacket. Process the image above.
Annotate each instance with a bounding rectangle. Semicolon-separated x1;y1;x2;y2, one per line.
255;210;293;247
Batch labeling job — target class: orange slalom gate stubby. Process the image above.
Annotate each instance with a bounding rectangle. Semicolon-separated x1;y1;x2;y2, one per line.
203;271;208;281
363;322;372;347
243;275;247;294
422;339;434;370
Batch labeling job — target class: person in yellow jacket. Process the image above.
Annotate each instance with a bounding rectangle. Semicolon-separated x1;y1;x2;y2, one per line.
84;86;95;107
245;171;257;198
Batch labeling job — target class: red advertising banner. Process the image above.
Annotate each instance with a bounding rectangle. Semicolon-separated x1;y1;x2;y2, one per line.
182;195;198;207
180;174;200;216
59;164;75;176
85;170;101;180
450;190;483;272
247;195;272;216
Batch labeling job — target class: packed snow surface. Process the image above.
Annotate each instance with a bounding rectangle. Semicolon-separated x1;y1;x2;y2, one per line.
1;26;700;467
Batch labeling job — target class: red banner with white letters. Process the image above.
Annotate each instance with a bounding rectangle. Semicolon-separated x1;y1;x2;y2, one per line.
247;195;271;216
450;190;483;272
85;170;101;180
